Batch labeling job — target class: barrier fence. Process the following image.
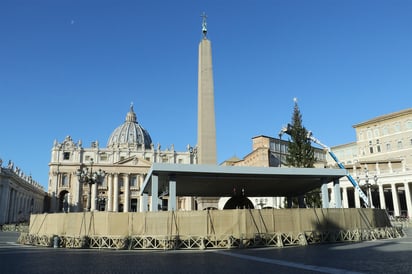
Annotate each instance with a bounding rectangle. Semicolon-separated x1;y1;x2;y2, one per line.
18;208;404;250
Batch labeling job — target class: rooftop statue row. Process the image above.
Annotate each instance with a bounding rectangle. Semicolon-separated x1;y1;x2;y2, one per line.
0;158;43;190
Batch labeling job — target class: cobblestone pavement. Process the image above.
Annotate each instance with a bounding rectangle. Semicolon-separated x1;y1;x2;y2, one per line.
0;227;411;274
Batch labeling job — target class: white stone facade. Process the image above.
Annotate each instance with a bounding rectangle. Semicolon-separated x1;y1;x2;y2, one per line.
328;108;412;218
0;161;45;225
48;106;197;213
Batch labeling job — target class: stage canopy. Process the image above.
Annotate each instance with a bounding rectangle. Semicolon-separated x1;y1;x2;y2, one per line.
141;163;347;198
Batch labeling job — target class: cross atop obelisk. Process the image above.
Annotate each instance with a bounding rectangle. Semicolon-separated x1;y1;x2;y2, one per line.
201;12;208;39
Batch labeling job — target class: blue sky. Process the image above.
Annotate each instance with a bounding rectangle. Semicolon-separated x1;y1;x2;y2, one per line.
1;0;411;189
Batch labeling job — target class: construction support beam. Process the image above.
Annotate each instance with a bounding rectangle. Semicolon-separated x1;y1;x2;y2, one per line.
150;175;158;212
168;177;176;211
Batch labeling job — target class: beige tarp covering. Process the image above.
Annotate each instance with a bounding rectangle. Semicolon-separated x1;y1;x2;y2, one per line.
29;208;391;238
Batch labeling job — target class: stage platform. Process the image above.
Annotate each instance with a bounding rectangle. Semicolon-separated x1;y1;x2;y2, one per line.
19;208;404;250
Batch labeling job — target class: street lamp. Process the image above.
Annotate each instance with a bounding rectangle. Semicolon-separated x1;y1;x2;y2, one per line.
357;168;374;208
76;158;106;211
373;174;378;208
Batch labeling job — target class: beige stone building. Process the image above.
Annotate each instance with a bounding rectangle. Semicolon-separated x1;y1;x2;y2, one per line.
219;135;327;209
229;135;327;168
0;160;45;225
221;108;412;217
48;105;197;213
328;108;412;217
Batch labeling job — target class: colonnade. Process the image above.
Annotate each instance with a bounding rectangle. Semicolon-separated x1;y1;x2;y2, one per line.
89;173;144;212
0;168;45;225
329;180;412;218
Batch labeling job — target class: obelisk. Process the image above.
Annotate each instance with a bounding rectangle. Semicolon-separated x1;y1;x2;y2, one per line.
197;13;217;165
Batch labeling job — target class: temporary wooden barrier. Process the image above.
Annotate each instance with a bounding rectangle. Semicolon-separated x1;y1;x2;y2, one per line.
18;208;404;250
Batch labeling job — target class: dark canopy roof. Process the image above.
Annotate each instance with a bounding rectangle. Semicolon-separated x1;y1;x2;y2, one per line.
141;164;346;197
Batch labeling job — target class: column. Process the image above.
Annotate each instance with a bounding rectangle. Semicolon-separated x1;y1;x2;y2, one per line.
15;192;21;218
67;193;71;213
354;188;361;208
0;185;4;224
333;179;342;208
404;182;412;218
124;174;130;212
391;183;400;217
150;175;159;212
91;183;97;211
2;184;10;224
8;189;15;223
342;187;349;208
378;184;386;209
113;173;119;212
73;173;80;212
375;162;380;175
107;174;113;211
168;177;176;211
140;193;148;212
321;179;329;208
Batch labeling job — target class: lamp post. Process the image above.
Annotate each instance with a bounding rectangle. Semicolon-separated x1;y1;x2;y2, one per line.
357;168;374;208
76;158;106;211
373;174;378;208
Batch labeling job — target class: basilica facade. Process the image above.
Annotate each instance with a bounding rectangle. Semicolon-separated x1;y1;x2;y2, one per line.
48;105;197;213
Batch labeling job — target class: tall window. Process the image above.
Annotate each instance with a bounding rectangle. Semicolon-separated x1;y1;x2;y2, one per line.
397;140;403;149
63;152;70;160
100;153;108;161
359;131;363;141
406;120;412;130
386;143;391;151
62;174;69;187
130;176;137;187
367;130;373;139
394;122;401;132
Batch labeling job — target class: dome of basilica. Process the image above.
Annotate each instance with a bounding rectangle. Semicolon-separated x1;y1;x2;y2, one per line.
107;105;152;149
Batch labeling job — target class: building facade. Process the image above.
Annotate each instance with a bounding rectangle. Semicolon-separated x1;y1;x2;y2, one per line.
0;160;45;225
327;108;412;218
230;135;327;169
221;107;412;218
48;105;197;213
220;135;327;209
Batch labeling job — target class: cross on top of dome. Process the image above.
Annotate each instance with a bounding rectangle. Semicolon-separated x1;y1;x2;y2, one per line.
126;102;137;123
